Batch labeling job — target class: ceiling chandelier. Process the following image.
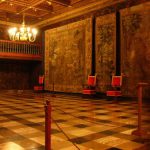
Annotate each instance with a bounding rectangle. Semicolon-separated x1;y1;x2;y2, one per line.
8;14;38;42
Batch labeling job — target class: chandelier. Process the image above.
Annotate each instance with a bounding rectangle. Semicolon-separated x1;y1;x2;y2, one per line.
8;14;38;42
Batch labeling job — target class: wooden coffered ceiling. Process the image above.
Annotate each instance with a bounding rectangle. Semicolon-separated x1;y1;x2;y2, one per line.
0;0;72;25
0;0;126;27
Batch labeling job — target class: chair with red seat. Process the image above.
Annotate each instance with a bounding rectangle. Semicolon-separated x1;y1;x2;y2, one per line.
106;76;122;99
83;75;96;95
34;75;44;92
39;75;44;85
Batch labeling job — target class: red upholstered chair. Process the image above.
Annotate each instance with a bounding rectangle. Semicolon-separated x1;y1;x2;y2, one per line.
106;76;122;98
83;75;96;95
39;76;44;85
34;75;44;91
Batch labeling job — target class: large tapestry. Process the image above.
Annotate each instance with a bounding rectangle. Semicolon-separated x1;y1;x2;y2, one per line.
45;18;92;93
96;13;116;93
121;2;150;97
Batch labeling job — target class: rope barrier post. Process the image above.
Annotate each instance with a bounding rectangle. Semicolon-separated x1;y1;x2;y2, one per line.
132;82;148;137
45;100;51;150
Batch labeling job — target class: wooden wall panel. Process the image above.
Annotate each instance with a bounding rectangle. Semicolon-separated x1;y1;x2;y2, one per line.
0;60;43;90
0;60;32;89
45;18;92;93
121;2;150;97
95;13;116;93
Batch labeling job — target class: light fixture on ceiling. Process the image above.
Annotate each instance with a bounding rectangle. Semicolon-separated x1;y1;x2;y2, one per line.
8;14;38;42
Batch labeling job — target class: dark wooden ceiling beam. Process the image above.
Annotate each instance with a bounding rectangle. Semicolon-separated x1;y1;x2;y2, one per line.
11;1;53;14
0;7;46;19
51;0;71;6
35;6;53;13
0;4;18;14
11;0;28;6
18;0;46;14
36;4;53;13
24;12;45;18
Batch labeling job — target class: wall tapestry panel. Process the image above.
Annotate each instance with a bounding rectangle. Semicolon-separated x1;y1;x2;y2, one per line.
96;13;116;93
45;18;92;93
121;2;150;97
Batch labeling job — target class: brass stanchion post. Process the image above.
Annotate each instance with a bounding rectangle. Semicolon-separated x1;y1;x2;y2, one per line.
132;82;148;137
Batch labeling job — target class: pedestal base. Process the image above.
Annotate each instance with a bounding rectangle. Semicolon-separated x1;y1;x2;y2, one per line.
132;129;148;137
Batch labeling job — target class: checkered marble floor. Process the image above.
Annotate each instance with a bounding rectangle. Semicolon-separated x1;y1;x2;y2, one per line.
0;91;150;150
